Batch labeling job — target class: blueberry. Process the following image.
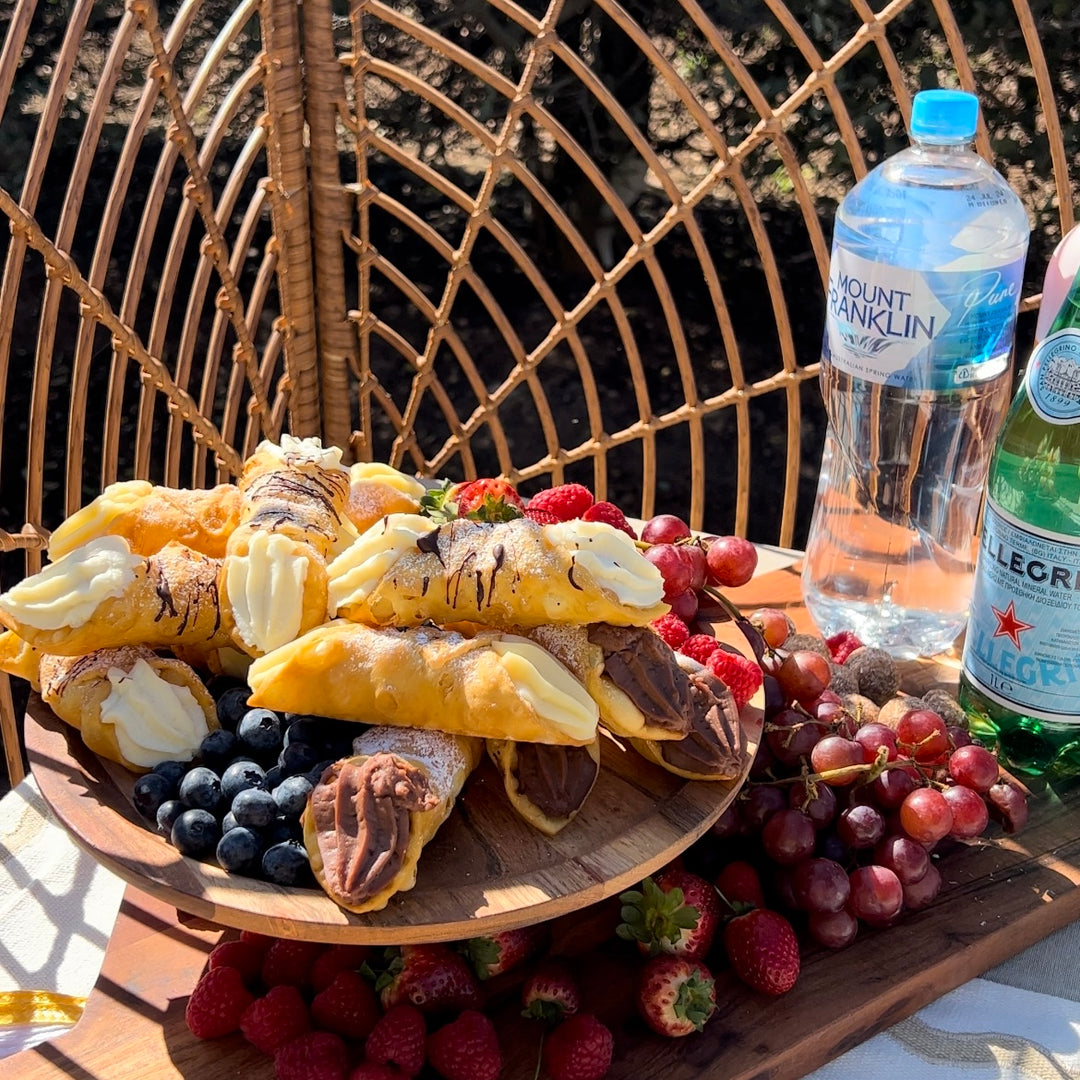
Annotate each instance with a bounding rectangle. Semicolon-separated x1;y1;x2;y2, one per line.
178;766;224;813
273;775;313;819
278;740;322;777
237;708;284;759
208;674;248;701
155;798;186;836
198;729;239;772
151;760;187;794
216;826;263;874
171;808;221;858
264;817;303;846
262;764;285;791
230;787;278;829
283;717;323;747
215;686;251;732
261;840;311;886
221;760;267;802
132;772;174;822
305;760;335;787
221;810;239;834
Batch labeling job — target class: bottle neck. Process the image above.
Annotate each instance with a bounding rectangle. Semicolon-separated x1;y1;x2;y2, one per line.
909;136;975;155
1047;267;1080;335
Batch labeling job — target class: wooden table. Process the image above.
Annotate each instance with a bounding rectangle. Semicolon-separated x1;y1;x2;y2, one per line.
8;563;1080;1080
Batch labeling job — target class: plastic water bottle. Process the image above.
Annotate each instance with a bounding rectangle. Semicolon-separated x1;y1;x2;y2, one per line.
959;226;1080;778
802;89;1030;659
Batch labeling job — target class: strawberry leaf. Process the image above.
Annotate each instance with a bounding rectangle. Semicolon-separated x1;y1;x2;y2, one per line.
419;480;458;522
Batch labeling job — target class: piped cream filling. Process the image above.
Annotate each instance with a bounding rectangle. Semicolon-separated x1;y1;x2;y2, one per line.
543;520;664;608
254;434;347;473
225;531;309;653
101;659;210;767
349;461;427;500
46;480;153;560
0;536;144;630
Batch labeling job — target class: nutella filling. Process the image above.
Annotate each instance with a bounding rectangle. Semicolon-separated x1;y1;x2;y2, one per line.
660;670;745;776
587;624;692;736
309;753;439;905
511;742;599;820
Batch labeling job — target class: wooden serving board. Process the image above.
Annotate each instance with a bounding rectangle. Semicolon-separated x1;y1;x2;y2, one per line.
24;690;762;944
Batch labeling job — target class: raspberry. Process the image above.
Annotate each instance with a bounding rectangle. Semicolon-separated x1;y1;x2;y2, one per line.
680;633;720;666
239;929;275;953
524;506;561;526
207;938;265;989
261;938;326;992
526;483;594;522
825;630;864;665
274;1031;349;1080
240;983;310;1055
364;1003;427;1077
706;649;763;710
650;612;690;650
543;1013;614;1080
349;1065;408;1080
311;969;380;1040
581;499;637;538
428;1010;501;1080
185;965;256;1040
311;944;373;993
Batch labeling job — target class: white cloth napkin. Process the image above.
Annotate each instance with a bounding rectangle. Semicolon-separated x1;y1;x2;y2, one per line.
0;774;126;1059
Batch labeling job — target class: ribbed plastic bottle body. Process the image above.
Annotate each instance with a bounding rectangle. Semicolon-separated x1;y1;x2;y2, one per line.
802;138;1030;659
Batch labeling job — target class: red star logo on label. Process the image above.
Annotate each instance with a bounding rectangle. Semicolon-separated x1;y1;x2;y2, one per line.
991;600;1035;650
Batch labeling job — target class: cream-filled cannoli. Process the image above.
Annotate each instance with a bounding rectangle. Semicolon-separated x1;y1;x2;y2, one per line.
630;659;747;781
247;620;599;746
327;514;669;631
38;645;218;772
46;480;244;561
0;629;41;690
0;537;234;657
303;726;481;913
486;736;600;836
345;461;426;534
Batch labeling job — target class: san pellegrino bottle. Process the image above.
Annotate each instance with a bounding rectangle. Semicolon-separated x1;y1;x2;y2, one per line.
802;89;1030;658
959;226;1080;778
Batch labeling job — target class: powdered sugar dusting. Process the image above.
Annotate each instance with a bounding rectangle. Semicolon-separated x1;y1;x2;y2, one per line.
352;725;473;795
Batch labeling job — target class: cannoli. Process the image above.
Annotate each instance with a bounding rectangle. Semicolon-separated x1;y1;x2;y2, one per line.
303;726;481;913
345;461;427;534
0;630;41;690
630;660;747;781
38;645;218;771
220;435;351;655
486;737;601;836
0;536;234;657
247;620;599;746
46;480;245;560
526;623;693;742
327;514;669;630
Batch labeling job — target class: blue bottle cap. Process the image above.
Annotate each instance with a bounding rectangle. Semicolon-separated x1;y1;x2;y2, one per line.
910;89;980;141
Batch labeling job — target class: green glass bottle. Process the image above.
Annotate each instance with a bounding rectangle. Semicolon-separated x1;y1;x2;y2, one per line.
959;240;1080;779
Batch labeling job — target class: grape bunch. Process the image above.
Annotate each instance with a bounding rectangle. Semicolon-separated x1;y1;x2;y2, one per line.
702;617;1030;947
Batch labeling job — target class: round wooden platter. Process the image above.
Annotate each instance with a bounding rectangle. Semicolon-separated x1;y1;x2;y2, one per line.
25;693;762;945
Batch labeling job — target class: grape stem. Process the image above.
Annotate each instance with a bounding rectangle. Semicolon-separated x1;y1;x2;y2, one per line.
749;746;900;789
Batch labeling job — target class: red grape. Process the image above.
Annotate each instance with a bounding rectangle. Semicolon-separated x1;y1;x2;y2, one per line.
641;514;691;545
643;543;693;600
810;735;865;783
741;784;787;831
808;907;859;949
788;778;838;830
899;787;953;846
942;784;990;838
873;834;930;885
947;726;974;749
749;607;793;649
790;857;850;914
761;808;817;865
667;587;699;622
775;650;832;705
947;744;999;793
986;781;1029;834
901;861;942;911
837;804;885;849
681;543;708;591
710;802;744;839
705;535;758;588
895;708;950;763
847;865;904;927
870;766;917;810
766;707;826;768
854;723;898;762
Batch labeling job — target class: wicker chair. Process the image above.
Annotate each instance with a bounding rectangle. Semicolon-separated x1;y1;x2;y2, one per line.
0;0;1076;785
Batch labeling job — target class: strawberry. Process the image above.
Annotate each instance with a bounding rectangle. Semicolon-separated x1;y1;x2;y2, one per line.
679;633;720;666
526;482;594;521
451;478;524;521
521;960;581;1024
364;1003;427;1077
543;1012;614;1080
524;506;562;526
637;954;716;1038
311;969;381;1040
378;944;482;1015
261;937;326;992
427;1010;501;1080
207;938;265;989
714;859;766;912
650;612;690;650
722;908;801;995
464;923;547;980
348;1065;408;1080
311;944;373;993
826;629;864;664
274;1031;349;1080
185;965;256;1040
581;500;637;538
240;983;310;1055
617;870;721;960
706;648;763;710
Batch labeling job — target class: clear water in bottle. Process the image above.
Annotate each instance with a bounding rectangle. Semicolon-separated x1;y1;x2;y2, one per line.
802;90;1029;658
